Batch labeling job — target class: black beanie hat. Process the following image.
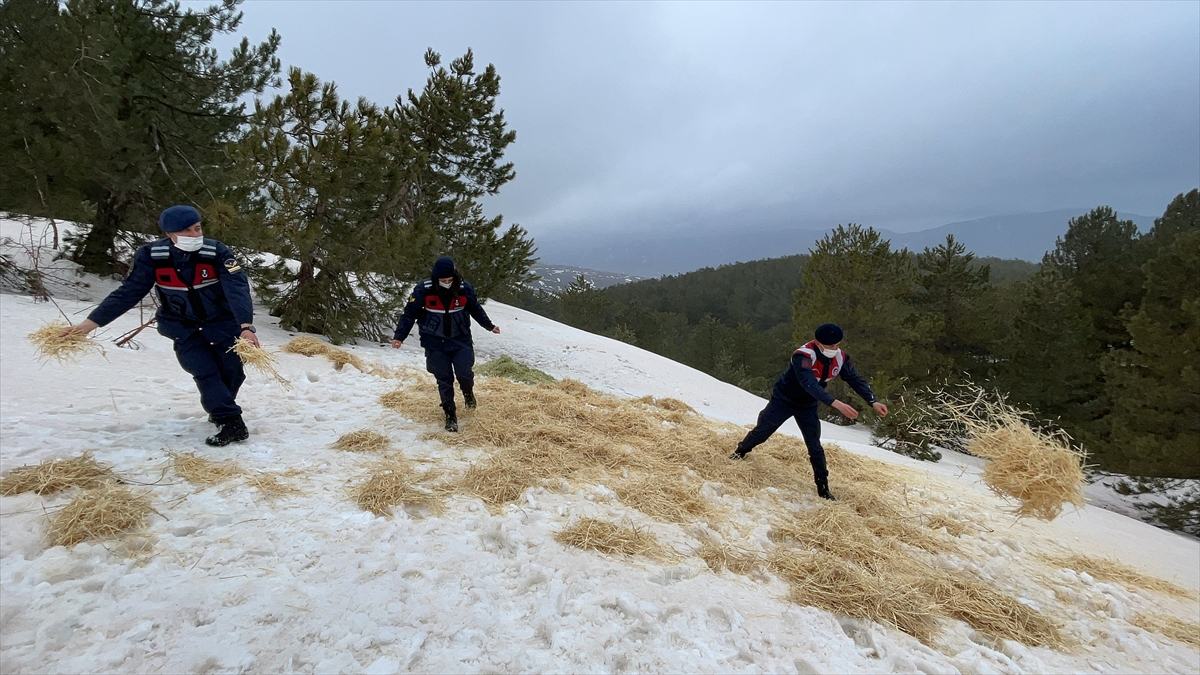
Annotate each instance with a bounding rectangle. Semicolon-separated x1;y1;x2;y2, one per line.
815;323;843;345
431;256;456;279
159;205;201;233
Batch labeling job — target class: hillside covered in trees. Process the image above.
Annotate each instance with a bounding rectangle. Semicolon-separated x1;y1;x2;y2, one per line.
500;193;1199;491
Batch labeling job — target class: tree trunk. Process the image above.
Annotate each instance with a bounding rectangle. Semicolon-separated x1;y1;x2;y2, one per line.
73;192;128;275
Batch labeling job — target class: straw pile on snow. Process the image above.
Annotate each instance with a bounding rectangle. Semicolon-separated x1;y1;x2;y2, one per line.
332;430;391;452
1040;553;1197;600
281;335;366;372
695;540;762;575
242;472;300;499
352;458;445;516
912;384;1087;520
555;518;670;559
230;337;290;387
0;454;115;495
1132;613;1200;648
27;322;104;364
47;483;154;547
373;363;1123;651
171;452;243;486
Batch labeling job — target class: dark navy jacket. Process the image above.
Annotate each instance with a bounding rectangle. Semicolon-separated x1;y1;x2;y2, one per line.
393;280;495;351
773;340;878;408
88;238;253;344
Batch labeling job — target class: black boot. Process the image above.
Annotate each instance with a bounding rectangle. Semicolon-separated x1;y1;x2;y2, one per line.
463;389;477;410
816;479;836;501
444;410;458;432
728;444;750;460
206;415;249;447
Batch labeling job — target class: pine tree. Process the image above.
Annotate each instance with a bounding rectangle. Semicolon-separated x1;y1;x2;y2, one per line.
1044;206;1145;351
0;0;280;274
792;224;921;398
994;267;1104;446
911;235;997;383
233;69;423;343
559;275;610;333
1103;190;1200;478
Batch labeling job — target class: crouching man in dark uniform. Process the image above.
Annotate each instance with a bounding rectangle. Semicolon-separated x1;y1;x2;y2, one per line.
62;205;259;447
729;323;888;500
390;256;500;432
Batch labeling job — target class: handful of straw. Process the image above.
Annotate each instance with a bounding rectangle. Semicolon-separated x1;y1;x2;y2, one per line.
229;337;290;387
28;321;104;364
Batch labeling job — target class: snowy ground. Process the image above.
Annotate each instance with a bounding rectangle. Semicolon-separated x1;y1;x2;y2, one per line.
1;219;1198;674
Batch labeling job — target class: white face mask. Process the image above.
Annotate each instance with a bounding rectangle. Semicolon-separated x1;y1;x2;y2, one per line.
438;280;453;289
821;347;839;358
173;234;203;252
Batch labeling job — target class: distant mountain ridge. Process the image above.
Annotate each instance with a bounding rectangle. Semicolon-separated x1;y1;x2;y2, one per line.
536;208;1156;277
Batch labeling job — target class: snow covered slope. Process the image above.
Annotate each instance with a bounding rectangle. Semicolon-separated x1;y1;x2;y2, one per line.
1;221;1197;674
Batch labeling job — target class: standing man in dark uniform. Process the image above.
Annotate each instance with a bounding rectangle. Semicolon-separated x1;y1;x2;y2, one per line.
729;323;888;500
62;205;259;447
391;256;500;432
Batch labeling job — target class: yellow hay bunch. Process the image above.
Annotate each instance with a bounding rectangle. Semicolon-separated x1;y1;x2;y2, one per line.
0;453;115;495
554;518;670;559
769;550;939;644
27;322;104;364
695;540;762;575
612;475;713;524
1039;553;1197;600
282;335;331;356
324;347;366;372
969;421;1085;520
923;513;972;537
634;395;696;414
331;430;391;452
171;453;242;485
457;452;552;507
280;335;366;372
771;506;905;573
1131;613;1200;649
230;337;290;387
923;576;1067;648
242;472;300;499
48;483;153;547
912;385;1086;521
352;461;445;516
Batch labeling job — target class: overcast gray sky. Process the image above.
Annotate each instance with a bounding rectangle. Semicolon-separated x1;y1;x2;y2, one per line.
225;1;1198;257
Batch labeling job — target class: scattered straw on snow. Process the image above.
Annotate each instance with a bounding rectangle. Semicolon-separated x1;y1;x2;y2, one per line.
331;430;391;452
47;483;154;547
555;518;671;560
1039;553;1197;600
922;575;1067;649
282;335;330;357
241;472;300;499
27;322;104;364
0;453;114;495
634;395;696;414
695;540;762;575
230;338;290;387
281;335;367;372
769;550;940;643
1131;613;1200;649
171;452;243;486
352;458;446;516
378;372;1182;651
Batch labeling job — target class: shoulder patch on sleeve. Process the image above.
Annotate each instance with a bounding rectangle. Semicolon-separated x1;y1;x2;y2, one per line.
223;258;242;273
